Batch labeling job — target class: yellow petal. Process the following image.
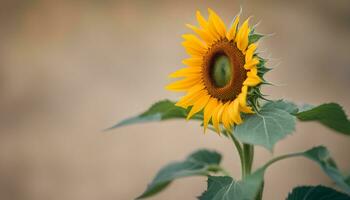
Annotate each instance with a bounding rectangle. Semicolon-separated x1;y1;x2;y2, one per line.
247;67;258;77
238;86;248;107
240;103;254;114
203;98;218;132
243;76;261;86
208;8;227;39
238;87;254;114
166;76;201;91
241;27;250;53
226;14;240;41
216;102;226;126
236;17;250;52
182;45;205;57
182;57;203;68
196;10;208;29
176;85;206;108
221;103;232;131
186;24;215;45
244;57;259;70
169;67;202;78
245;43;257;63
227;99;242;124
212;101;223;133
182;42;205;57
182;34;207;57
187;82;205;94
244;67;261;86
186;94;210;120
207;12;221;41
182;34;208;50
182;41;206;53
233;99;242;124
227;101;236;124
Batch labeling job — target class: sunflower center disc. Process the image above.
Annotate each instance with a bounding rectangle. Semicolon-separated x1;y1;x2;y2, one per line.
211;54;233;87
203;40;246;101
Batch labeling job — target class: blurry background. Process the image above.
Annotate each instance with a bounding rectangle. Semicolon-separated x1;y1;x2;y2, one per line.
0;0;349;199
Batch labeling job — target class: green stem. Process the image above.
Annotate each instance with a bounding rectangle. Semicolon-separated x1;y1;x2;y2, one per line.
228;132;245;178
250;145;254;169
252;152;304;200
263;152;303;169
207;165;231;176
255;181;264;200
243;143;254;177
217;166;231;176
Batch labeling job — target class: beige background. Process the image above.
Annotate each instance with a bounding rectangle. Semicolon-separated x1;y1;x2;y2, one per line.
0;0;350;199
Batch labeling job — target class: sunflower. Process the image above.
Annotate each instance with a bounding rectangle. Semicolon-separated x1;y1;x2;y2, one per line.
166;9;265;133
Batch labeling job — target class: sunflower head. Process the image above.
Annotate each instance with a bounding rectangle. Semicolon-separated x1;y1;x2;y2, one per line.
166;9;269;133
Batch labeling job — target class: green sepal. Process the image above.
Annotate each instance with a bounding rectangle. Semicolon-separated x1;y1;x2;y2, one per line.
247;55;270;106
256;57;271;79
137;149;223;199
257;67;272;75
260;80;274;86
248;33;264;45
257;57;267;67
256;57;270;78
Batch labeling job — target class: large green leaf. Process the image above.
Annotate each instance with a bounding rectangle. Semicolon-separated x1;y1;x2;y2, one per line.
263;100;299;115
346;176;350;185
235;101;296;150
296;103;350;135
107;100;202;130
198;175;261;200
262;101;350;136
137;149;222;199
302;146;350;194
286;185;350;200
199;146;350;200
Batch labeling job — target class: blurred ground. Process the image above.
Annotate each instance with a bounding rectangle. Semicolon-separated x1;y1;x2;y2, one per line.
0;0;350;199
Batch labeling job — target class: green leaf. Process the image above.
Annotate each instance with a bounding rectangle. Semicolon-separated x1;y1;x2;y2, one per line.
302;146;350;194
235;101;296;150
264;100;299;114
298;104;314;112
199;146;350;200
296;103;350;135
107;99;202;130
286;185;350;200
345;176;350;185
198;176;261;200
265;146;350;195
137;150;222;199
